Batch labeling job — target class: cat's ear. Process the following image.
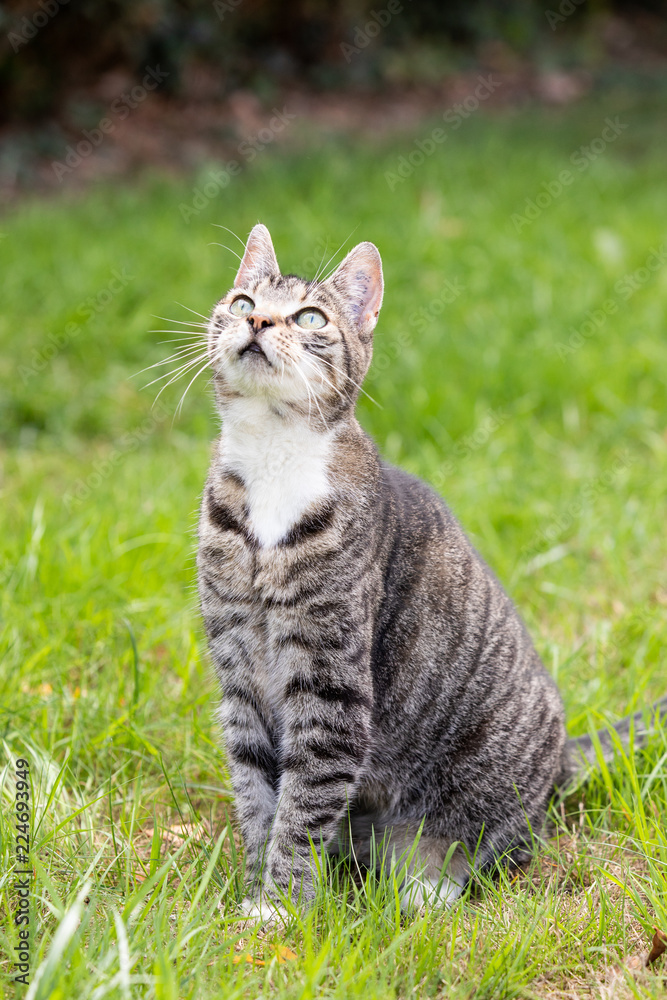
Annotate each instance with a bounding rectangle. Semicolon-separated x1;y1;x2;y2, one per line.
326;242;384;339
234;224;279;288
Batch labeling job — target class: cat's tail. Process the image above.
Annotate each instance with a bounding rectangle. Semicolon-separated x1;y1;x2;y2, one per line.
559;694;667;786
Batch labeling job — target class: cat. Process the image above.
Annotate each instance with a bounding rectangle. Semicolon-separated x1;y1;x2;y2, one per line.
196;223;667;920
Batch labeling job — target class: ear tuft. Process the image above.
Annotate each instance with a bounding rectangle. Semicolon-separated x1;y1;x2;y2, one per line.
326;241;383;339
234;224;279;288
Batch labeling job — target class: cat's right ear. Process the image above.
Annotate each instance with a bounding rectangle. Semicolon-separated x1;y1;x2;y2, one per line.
234;224;279;288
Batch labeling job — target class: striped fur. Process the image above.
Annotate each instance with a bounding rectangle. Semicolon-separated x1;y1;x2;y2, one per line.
197;225;664;916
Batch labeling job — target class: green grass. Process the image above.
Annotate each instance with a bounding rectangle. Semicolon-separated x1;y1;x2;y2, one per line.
1;92;667;998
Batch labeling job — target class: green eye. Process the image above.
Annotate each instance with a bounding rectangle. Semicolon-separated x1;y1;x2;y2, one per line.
229;296;254;317
296;308;327;330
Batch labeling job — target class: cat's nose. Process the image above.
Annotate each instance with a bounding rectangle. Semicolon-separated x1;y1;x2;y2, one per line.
247;311;275;333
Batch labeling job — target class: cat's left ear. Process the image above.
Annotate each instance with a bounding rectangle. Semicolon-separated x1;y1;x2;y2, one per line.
326;242;384;340
234;224;279;288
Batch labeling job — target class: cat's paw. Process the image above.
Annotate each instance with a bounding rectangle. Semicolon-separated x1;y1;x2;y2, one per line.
238;894;290;925
399;874;464;912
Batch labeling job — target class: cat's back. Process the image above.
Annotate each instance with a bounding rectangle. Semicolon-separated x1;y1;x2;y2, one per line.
370;459;563;731
363;461;566;835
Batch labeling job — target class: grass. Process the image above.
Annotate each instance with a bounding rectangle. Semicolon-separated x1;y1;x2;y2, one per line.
1;90;667;998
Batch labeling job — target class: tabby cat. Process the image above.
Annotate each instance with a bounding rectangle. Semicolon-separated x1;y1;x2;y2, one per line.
196;224;666;920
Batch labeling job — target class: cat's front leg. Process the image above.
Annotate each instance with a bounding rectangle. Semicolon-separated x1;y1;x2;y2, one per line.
261;645;373;906
217;680;278;875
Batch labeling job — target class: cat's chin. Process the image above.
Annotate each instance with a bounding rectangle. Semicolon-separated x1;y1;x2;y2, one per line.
216;362;323;411
219;357;277;391
238;342;271;364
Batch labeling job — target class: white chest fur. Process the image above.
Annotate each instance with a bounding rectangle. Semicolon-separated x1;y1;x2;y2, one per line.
219;400;335;548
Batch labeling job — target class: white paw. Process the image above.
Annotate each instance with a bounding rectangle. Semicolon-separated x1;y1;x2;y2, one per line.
239;894;290;925
400;874;464;912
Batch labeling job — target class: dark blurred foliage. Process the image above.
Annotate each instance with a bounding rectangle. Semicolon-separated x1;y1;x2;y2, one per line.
1;0;667;123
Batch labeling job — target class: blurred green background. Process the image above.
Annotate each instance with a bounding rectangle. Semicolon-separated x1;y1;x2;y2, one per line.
1;5;667;996
3;91;666;740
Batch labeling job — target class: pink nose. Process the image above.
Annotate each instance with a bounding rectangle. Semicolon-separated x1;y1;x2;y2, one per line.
248;312;275;332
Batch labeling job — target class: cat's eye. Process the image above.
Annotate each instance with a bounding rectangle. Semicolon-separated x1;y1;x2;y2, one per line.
229;296;254;317
295;308;327;330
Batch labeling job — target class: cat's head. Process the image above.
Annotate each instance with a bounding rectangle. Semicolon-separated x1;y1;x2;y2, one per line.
206;224;383;422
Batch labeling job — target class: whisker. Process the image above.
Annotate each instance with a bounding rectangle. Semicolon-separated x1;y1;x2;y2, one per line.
289;358;313;423
320;226;360;283
211;224;247;248
151;315;209;328
148;330;206;340
143;362;208;396
150;341;205;355
175;358;213;418
305;371;329;429
151;337;206;349
151;357;210;406
142;352;209;392
133;345;207;378
174;302;211;322
310;353;382;409
157;336;207;345
293;359;328;430
301;359;329;397
208;242;243;262
151;341;206;356
299;354;347;402
312;241;330;283
318;240;348;285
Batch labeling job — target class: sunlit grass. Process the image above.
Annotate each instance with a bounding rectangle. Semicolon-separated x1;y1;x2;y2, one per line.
1;93;666;997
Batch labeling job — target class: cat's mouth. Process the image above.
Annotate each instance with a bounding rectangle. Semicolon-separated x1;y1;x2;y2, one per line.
238;340;271;365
